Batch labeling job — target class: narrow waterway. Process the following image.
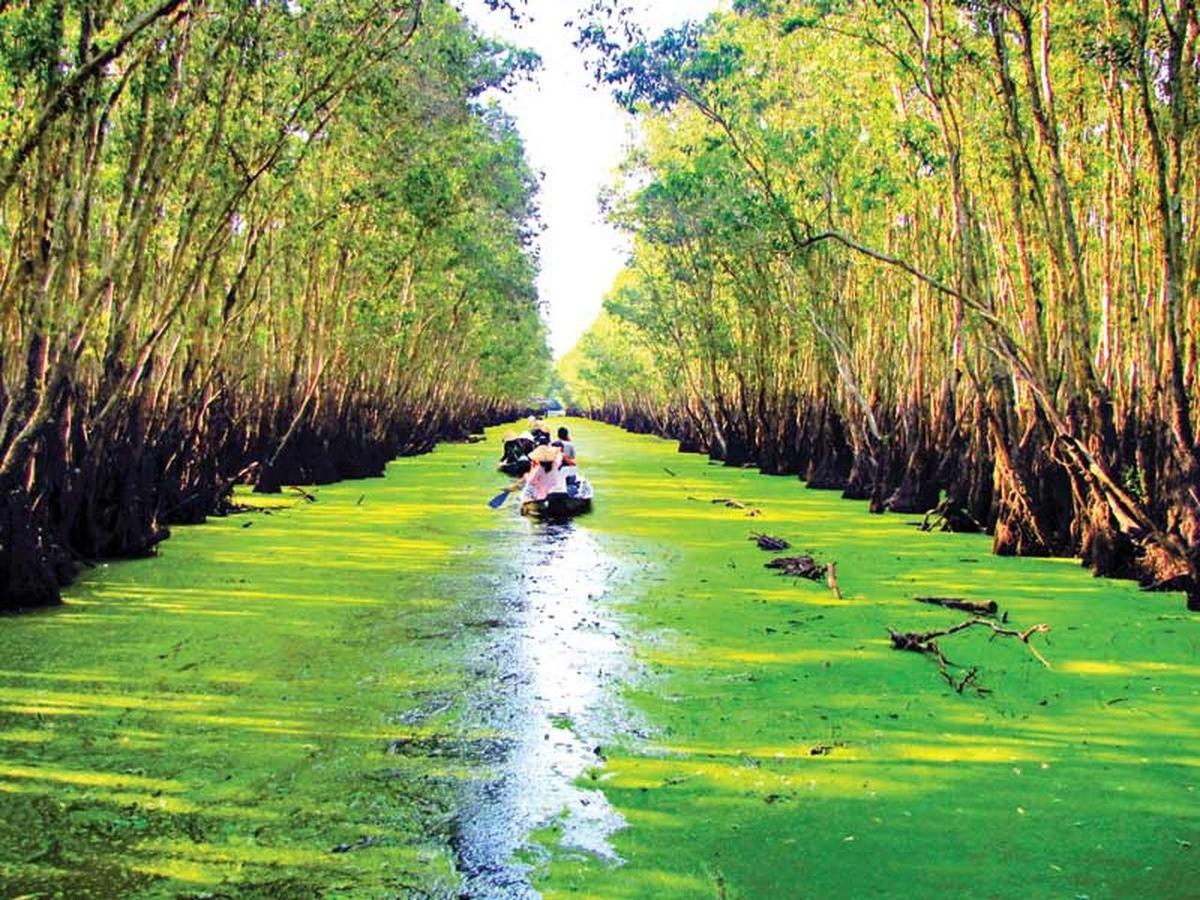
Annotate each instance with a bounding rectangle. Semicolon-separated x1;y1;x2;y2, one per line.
452;520;630;897
1;419;1196;899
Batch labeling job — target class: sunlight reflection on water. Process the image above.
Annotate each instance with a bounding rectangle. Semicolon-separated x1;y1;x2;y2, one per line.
453;519;630;898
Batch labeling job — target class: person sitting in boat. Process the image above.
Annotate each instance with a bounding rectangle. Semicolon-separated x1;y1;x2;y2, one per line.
551;427;579;496
528;416;552;447
498;430;534;477
555;426;576;463
519;444;565;504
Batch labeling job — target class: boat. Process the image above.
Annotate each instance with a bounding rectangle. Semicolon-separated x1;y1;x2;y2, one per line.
499;458;532;478
520;478;594;519
497;432;536;477
495;424;594;519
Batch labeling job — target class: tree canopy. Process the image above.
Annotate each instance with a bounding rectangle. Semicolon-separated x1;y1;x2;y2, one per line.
0;0;552;607
567;0;1200;602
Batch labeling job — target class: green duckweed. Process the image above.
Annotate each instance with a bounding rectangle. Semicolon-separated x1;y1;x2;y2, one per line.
1;419;1196;899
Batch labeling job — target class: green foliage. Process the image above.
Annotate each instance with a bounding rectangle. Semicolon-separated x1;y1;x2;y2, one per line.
0;3;64;83
0;0;552;470
567;0;1200;522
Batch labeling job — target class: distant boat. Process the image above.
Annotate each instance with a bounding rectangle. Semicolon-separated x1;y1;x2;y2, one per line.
526;397;565;416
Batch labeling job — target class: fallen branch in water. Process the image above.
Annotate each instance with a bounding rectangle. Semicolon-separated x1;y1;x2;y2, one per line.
915;596;998;616
765;554;842;599
685;495;762;516
887;617;1051;693
750;532;790;551
765;554;825;579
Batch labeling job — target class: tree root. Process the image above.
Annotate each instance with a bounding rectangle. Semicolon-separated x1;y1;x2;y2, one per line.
920;497;984;533
887;617;1051;693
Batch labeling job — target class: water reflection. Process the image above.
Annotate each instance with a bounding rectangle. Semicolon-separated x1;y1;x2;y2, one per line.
453;519;629;898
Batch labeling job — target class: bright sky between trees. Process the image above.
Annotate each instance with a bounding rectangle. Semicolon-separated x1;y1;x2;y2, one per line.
459;0;722;359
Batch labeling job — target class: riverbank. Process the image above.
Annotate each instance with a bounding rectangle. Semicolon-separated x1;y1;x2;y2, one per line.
2;419;1196;898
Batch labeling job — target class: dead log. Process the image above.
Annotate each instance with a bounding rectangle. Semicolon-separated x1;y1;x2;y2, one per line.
764;554;842;599
765;555;825;579
915;596;998;616
750;532;790;551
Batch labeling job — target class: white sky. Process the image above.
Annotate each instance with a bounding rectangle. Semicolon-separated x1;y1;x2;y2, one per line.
458;0;721;358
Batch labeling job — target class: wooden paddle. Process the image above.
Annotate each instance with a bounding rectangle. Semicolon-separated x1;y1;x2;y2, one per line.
488;480;523;508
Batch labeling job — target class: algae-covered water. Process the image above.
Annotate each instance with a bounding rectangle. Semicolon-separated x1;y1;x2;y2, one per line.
1;420;1197;898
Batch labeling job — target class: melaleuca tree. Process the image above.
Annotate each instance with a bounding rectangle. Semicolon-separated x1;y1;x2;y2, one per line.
569;0;1199;603
0;1;551;607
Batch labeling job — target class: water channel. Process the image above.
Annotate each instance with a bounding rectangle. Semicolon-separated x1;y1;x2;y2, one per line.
452;520;630;897
1;420;1196;899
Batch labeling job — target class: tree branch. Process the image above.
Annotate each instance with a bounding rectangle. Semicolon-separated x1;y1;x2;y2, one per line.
0;0;190;203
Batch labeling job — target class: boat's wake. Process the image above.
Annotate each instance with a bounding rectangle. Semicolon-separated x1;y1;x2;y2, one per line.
452;521;630;898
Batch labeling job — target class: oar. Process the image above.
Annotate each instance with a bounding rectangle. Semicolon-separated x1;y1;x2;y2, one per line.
488;481;522;509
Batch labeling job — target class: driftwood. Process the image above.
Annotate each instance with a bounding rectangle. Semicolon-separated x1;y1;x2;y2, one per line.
915;596;998;616
765;555;843;599
686;496;763;516
750;532;790;551
765;554;825;579
888;617;1051;693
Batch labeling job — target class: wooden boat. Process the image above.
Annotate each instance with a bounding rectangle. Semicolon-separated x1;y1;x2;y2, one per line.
520;476;594;519
520;494;593;519
499;459;532;477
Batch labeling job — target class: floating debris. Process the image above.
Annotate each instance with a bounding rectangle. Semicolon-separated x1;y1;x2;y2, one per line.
765;555;826;580
915;596;998;616
887;618;1051;694
764;555;842;598
750;532;790;551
